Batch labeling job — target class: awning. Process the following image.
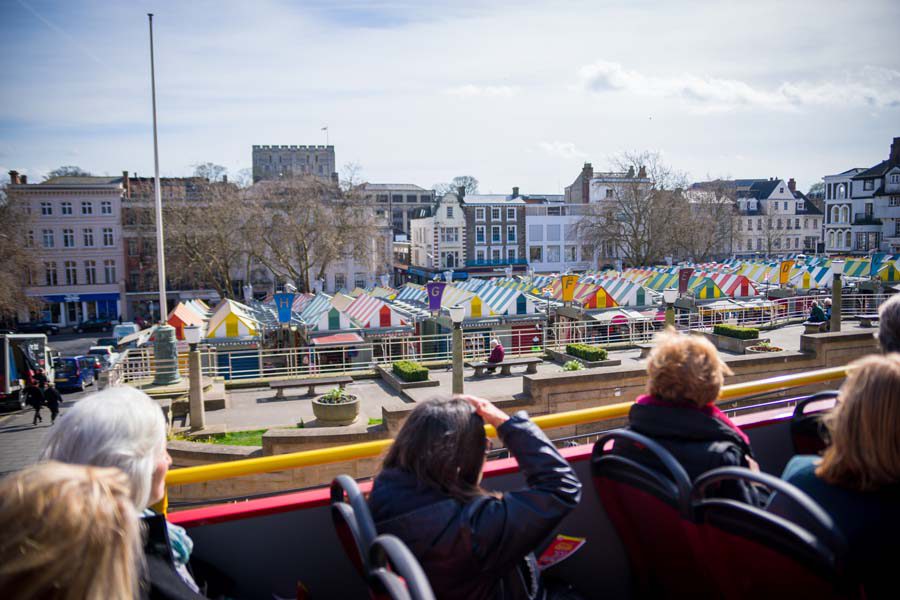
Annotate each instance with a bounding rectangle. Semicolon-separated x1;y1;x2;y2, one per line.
310;333;365;346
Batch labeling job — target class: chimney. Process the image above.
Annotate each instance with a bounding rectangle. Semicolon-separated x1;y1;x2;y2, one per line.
457;185;466;198
512;186;519;198
20;174;27;184
222;174;228;183
580;162;593;204
8;170;19;184
122;170;130;197
788;178;796;192
637;166;647;179
891;137;900;166
626;166;635;178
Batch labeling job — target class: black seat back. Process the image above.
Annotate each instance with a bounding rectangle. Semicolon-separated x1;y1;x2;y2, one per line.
591;429;710;598
692;467;853;599
369;534;436;600
790;391;838;455
331;475;378;578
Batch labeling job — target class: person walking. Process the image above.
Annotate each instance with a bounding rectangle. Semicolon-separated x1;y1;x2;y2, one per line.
42;381;62;424
23;383;45;426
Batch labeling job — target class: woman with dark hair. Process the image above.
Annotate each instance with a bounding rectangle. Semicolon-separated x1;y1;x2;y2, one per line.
368;395;582;599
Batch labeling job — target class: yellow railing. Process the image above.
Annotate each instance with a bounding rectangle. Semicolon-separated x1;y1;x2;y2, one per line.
164;365;849;490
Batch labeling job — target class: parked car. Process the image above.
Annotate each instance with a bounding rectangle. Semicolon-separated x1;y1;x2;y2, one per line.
16;321;60;335
53;356;96;392
74;318;114;333
96;337;120;348
87;345;119;370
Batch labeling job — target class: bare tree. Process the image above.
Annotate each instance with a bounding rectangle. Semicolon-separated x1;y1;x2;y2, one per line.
434;175;479;196
0;186;39;319
192;162;228;182
44;166;92;180
678;180;738;261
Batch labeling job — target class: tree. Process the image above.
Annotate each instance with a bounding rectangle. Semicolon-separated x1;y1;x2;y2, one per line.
576;151;688;266
679;180;738;261
192;162;228;182
808;182;825;196
433;175;479;196
44;166;92;180
0;186;39;319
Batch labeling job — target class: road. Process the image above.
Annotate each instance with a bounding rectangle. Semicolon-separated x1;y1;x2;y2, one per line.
46;330;108;357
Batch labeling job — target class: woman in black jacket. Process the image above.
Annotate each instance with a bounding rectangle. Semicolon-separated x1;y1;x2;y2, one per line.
368;395;582;600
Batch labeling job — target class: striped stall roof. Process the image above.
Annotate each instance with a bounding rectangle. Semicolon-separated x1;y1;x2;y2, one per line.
299;294;333;323
395;284;427;303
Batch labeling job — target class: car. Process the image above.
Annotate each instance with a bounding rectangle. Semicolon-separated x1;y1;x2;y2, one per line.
96;337;120;348
16;321;60;335
52;356;96;392
87;345;120;369
74;318;114;333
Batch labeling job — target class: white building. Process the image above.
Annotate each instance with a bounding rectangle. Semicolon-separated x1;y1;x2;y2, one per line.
728;178;822;256
409;192;466;281
823;169;864;253
362;183;435;237
8;172;126;327
524;196;594;273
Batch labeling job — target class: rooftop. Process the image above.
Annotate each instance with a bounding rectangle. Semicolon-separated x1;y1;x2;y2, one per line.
363;183;431;192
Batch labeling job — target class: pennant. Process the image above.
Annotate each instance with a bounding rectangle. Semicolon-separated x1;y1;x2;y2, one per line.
870;253;885;277
678;268;694;294
561;275;578;302
273;293;295;324
426;282;446;312
779;260;793;285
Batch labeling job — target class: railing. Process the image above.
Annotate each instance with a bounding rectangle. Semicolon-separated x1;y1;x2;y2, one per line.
163;364;851;495
120;293;889;385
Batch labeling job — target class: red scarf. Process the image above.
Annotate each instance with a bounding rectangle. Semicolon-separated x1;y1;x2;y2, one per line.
635;394;750;446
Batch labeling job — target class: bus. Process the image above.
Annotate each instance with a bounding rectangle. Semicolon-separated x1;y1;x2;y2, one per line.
0;334;55;410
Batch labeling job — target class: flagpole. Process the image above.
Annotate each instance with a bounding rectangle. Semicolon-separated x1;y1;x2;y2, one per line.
148;13;167;323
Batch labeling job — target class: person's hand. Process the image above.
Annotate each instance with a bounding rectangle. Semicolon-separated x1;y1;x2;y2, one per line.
459;395;510;428
746;456;761;473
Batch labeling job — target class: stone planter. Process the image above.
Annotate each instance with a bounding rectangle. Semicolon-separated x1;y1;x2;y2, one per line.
547;348;621;369
312;394;360;426
745;345;784;354
700;331;770;354
376;364;440;392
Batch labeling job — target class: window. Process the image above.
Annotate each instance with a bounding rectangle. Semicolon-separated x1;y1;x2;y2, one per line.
84;260;96;285
104;260;116;284
529;246;543;263
804;218;809;229
45;262;58;286
738;219;743;231
546;246;561;263
446;206;453;218
506;207;516;220
419;194;431;203
334;273;346;291
547;206;561;216
476;249;485;261
506;247;517;260
605;189;613;198
129;272;140;288
491;248;501;261
565;245;577;262
756;238;762;251
782;201;788;210
63;228;75;247
42;229;55;248
794;237;800;249
441;227;459;242
491;226;501;243
529;224;543;241
128;239;138;256
40;202;52;215
64;261;77;285
61;201;72;215
405;195;417;204
81;201;93;215
355;274;367;289
891;197;900;207
795;218;800;229
101;201;112;214
491;207;501;220
102;228;114;246
547;224;561;241
506;225;516;242
863;179;874;191
83;228;94;247
891;174;899;184
786;219;792;230
475;208;485;221
25;230;34;248
475;226;485;244
391;195;403;205
376;194;389;203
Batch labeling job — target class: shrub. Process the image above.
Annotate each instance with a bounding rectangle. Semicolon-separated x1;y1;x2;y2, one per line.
562;360;584;372
565;343;608;362
319;386;354;404
713;324;760;340
392;360;429;383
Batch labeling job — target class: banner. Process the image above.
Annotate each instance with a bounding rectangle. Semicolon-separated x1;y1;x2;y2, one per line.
779;260;793;285
678;268;694;294
870;253;886;277
561;275;578;302
426;282;446;312
273;293;295;323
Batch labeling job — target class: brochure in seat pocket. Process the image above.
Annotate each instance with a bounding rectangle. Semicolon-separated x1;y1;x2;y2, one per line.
536;535;586;570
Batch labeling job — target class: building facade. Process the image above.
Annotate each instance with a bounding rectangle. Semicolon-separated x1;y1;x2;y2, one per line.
728;178;822;257
524;195;594;273
461;191;527;276
823;169;864;254
409;192;467;281
8;172;126;327
362;183;434;237
252;145;336;182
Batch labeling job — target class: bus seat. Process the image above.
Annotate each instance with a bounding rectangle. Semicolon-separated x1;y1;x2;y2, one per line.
331;475;377;579
368;534;436;600
790;391;838;456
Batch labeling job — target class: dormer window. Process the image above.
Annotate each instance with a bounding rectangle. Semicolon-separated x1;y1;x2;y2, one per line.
779;187;784;193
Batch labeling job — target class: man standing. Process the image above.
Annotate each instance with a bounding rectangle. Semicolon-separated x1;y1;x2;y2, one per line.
23;382;44;426
42;381;62;424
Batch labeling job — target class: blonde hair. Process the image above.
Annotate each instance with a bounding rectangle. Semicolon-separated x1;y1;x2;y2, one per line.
0;461;143;600
816;354;900;491
646;329;733;407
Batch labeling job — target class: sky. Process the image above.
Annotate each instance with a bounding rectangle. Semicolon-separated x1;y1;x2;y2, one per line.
1;0;898;193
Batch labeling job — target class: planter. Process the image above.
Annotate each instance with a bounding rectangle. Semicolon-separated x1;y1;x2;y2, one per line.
700;331;769;355
312;394;360;426
376;364;440;392
547;348;621;369
745;345;784;354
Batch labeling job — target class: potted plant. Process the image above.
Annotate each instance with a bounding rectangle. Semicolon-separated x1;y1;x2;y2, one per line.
312;386;360;425
745;340;784;354
562;360;584;372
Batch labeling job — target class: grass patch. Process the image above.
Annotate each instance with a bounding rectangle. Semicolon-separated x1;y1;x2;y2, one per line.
209;429;267;446
368;418;383;426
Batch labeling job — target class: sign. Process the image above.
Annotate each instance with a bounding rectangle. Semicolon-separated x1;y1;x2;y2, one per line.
561;275;577;302
426;282;446;312
870;253;885;277
678;268;694;294
273;293;295;323
778;260;793;285
537;535;586;570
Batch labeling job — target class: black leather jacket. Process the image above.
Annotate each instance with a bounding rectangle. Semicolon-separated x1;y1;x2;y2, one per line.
368;412;582;600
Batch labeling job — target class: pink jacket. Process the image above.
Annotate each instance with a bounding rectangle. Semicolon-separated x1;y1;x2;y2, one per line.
487;344;505;363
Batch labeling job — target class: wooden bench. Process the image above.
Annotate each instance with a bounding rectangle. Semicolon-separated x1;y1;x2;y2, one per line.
802;321;828;334
467;357;541;376
858;314;880;328
635;343;653;359
269;376;353;399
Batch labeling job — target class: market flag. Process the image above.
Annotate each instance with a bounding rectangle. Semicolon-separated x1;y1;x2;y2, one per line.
678;268;694;294
561;275;578;302
870;253;886;277
426;282;446;312
273;293;295;323
779;260;793;285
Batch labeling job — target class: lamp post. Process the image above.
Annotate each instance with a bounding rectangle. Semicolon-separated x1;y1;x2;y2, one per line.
449;305;465;395
183;325;205;431
830;259;844;333
663;288;678;329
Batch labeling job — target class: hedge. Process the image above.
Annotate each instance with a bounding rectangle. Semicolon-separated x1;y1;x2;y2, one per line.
392;360;429;383
713;324;760;340
565;343;608;362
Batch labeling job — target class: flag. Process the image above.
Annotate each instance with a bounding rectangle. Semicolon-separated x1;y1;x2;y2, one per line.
273;293;295;324
561;275;578;302
678;268;694;294
426;282;446;312
779;260;793;285
870;253;886;277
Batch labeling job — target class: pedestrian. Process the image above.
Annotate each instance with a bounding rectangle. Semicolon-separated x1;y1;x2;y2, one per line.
808;300;827;323
23;383;44;426
42;381;61;424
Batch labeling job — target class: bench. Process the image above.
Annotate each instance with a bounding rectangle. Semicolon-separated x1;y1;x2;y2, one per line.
466;357;541;377
802;321;828;334
858;314;880;328
269;376;353;399
635;343;653;359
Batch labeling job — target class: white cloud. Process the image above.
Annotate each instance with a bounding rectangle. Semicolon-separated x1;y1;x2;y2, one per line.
578;61;900;112
538;141;586;160
445;84;519;98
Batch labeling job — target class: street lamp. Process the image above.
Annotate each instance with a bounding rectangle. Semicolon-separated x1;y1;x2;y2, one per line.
830;259;844;333
183;325;205;431
449;305;466;394
663;288;678;329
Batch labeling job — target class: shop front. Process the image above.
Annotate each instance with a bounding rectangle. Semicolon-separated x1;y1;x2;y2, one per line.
36;293;122;327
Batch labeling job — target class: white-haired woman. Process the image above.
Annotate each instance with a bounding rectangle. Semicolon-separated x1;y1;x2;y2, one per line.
42;386;205;599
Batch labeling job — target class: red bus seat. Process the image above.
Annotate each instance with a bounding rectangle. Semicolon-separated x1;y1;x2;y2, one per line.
368;534;436;600
790;391;838;456
331;475;378;579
